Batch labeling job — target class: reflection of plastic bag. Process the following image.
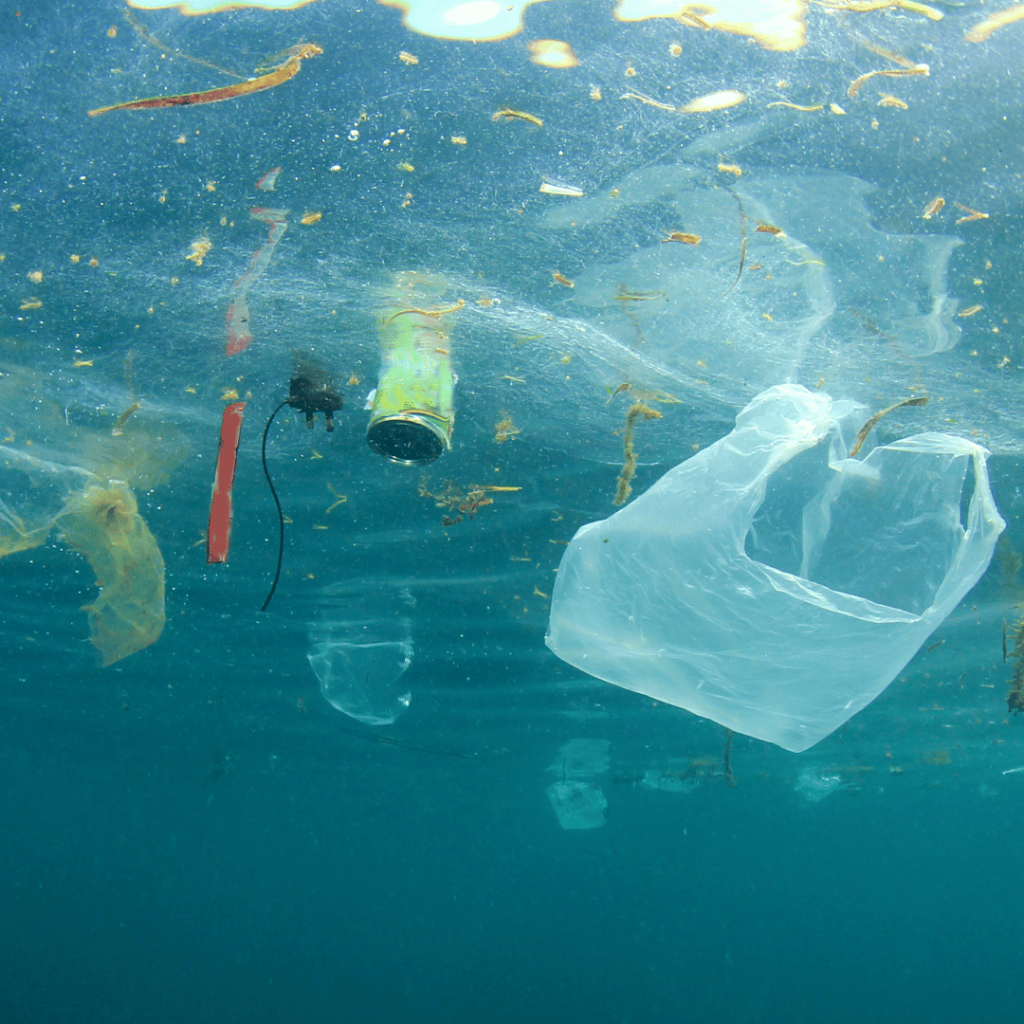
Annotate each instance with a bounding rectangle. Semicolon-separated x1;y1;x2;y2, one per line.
1;447;166;666
545;739;609;829
545;781;608;830
546;384;1005;753
308;598;413;724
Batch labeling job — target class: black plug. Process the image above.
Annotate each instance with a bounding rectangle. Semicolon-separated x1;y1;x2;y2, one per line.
287;371;343;432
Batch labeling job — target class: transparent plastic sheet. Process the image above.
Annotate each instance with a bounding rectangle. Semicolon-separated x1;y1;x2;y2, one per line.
546;384;1006;753
0;446;95;557
307;593;414;724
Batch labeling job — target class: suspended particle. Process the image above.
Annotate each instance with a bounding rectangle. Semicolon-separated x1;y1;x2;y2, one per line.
300;211;323;225
185;235;212;266
398;50;419;64
552;271;575;287
922;196;945;219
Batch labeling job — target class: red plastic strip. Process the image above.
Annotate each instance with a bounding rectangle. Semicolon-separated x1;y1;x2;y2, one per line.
207;402;246;564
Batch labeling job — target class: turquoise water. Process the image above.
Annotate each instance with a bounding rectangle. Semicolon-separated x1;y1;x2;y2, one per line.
3;2;1024;1021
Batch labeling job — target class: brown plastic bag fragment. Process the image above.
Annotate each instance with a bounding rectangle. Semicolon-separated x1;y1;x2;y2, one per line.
58;485;166;666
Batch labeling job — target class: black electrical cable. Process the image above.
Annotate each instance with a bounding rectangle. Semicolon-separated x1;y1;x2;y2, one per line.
259;400;290;612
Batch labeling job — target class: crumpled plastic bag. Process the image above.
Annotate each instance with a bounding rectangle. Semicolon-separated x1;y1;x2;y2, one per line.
1;446;165;666
546;384;1005;752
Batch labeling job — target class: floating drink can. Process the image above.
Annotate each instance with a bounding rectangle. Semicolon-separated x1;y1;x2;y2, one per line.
367;279;457;465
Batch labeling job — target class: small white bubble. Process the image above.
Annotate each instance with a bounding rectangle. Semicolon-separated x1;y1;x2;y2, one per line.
348;129;360;141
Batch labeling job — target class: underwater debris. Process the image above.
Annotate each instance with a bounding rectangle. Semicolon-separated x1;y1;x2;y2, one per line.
922;196;945;219
794;767;850;802
613;401;662;506
551;271;574;287
494;412;520;443
88;43;322;116
256;166;281;191
60;485;166;666
661;231;701;244
225;207;289;356
848;396;929;458
418;478;521;525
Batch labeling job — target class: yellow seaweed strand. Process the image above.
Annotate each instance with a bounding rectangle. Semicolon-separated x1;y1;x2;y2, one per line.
847;64;928;98
849;396;929;458
966;4;1024;42
614;402;662;505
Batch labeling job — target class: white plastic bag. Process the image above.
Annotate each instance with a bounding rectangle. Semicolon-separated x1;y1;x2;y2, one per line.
546;385;1005;752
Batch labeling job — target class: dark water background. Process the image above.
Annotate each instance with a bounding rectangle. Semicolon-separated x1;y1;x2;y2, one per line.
4;1;1024;1021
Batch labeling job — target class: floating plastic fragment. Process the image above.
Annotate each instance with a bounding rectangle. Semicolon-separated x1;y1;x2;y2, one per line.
206;402;245;565
308;594;414;724
225;207;289;356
